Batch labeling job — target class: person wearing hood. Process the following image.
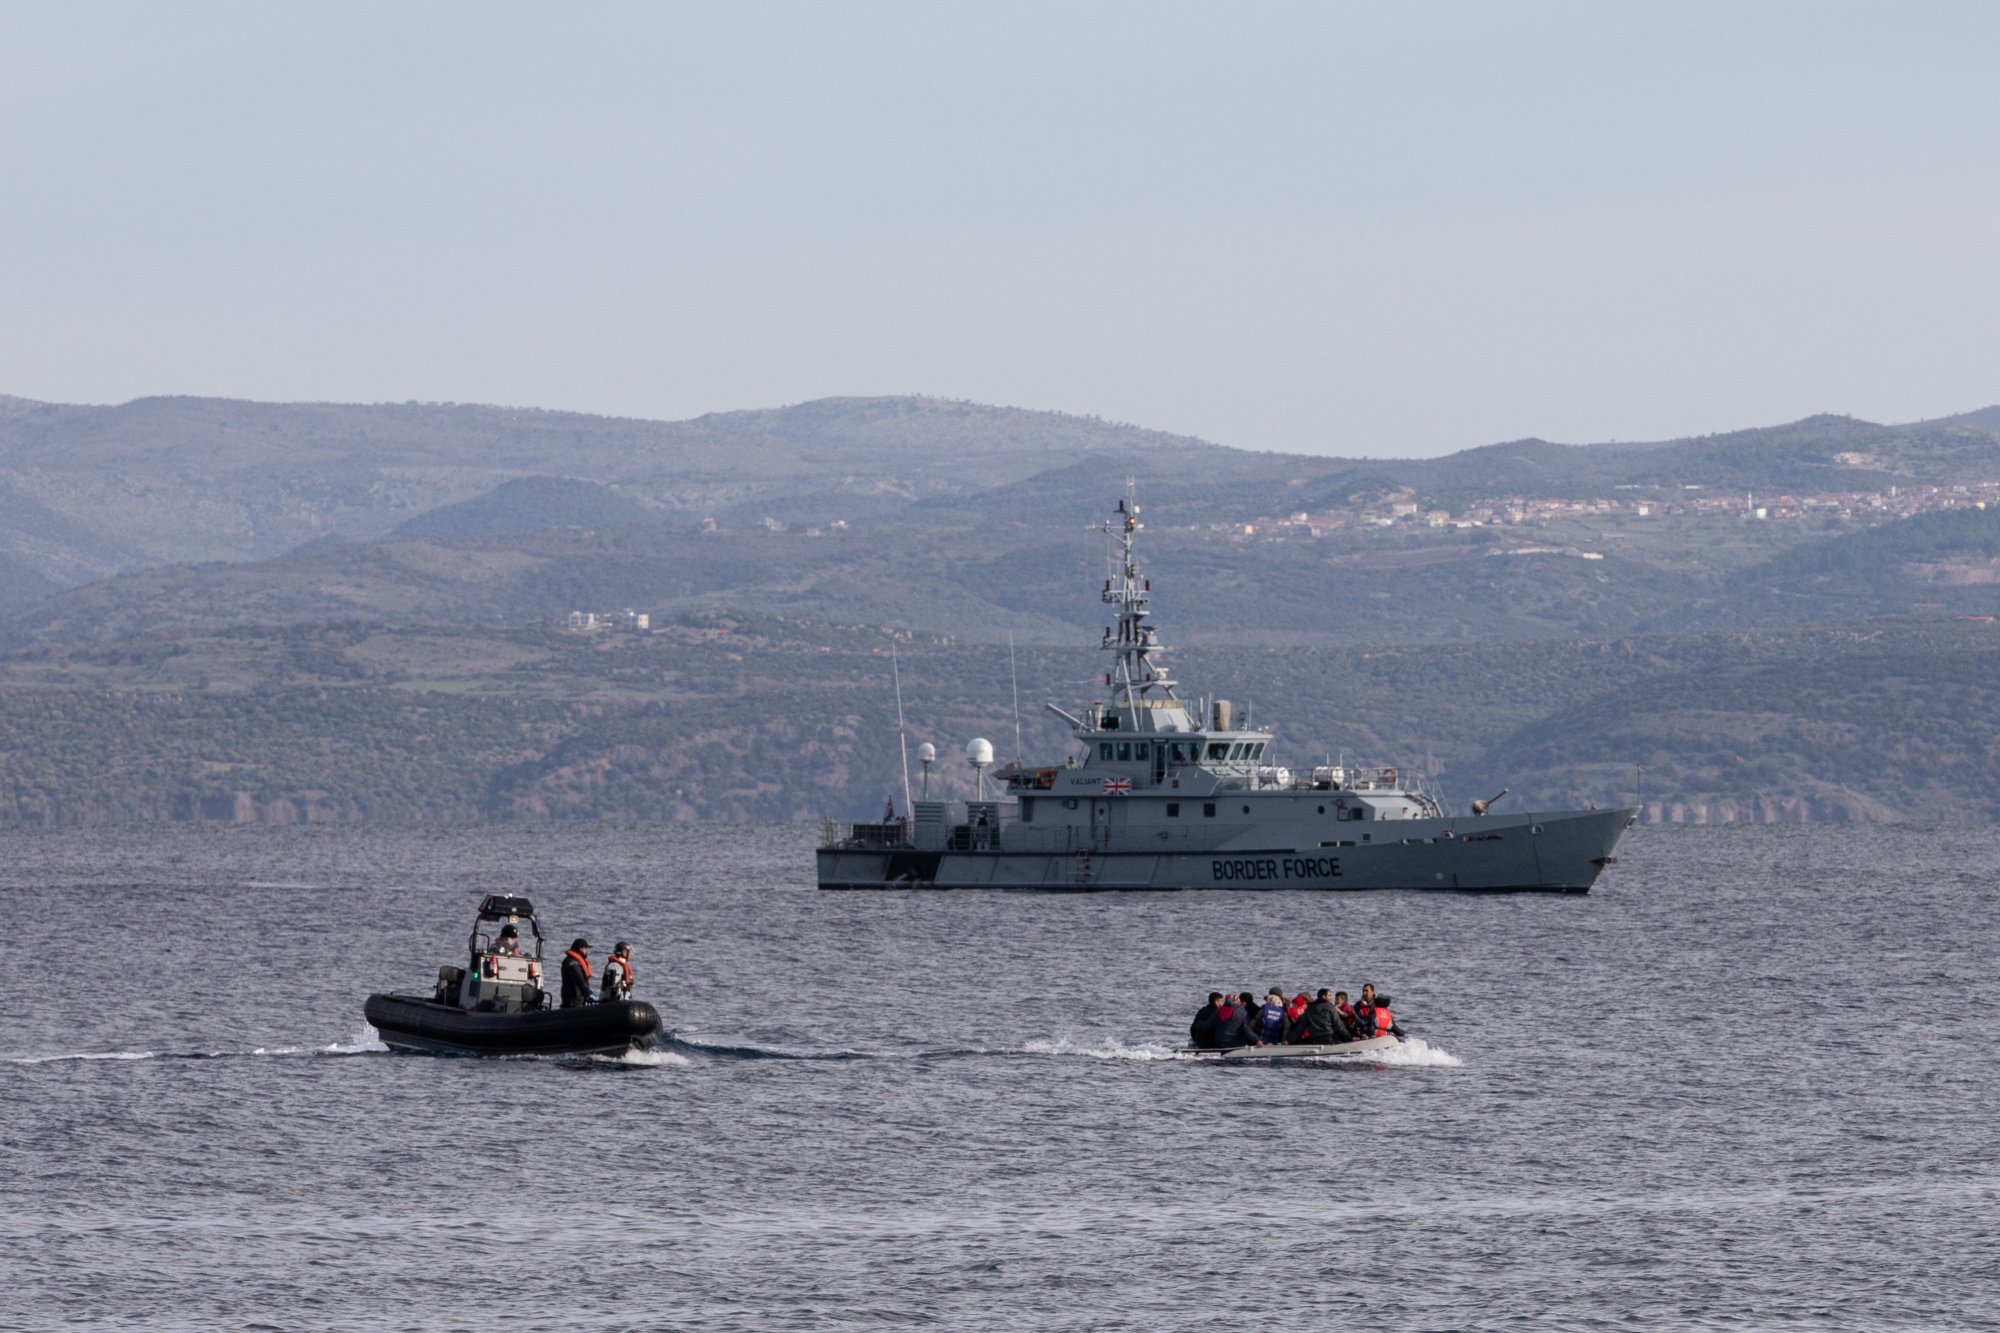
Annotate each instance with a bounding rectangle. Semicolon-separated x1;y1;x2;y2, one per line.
1189;992;1223;1049
560;938;594;1008
1211;993;1255;1049
1281;991;1312;1044
1251;990;1288;1045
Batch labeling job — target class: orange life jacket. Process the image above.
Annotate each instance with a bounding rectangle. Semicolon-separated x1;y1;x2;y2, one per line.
1373;1005;1393;1036
565;948;592;978
607;954;634;986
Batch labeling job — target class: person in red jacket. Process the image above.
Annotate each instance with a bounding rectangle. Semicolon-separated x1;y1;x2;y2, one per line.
1282;991;1311;1044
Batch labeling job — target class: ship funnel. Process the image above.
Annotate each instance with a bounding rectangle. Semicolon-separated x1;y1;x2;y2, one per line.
1212;699;1232;731
1471;788;1509;817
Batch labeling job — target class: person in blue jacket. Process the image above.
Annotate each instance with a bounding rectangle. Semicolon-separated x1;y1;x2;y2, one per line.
1251;989;1288;1044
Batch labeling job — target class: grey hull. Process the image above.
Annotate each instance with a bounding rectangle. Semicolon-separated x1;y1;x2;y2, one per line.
820;805;1635;892
1184;1035;1402;1059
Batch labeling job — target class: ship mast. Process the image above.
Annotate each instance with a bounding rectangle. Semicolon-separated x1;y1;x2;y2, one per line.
1098;481;1188;733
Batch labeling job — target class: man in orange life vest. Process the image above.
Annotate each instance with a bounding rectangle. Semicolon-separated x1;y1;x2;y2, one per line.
601;942;636;1002
560;938;594;1008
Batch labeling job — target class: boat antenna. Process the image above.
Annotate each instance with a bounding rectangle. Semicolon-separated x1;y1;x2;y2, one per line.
1008;631;1024;764
891;641;913;820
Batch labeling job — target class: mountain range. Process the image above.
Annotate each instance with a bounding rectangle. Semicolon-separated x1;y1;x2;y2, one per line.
0;391;1996;825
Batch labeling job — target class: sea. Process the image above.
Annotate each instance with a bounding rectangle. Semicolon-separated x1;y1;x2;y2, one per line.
2;822;1995;1331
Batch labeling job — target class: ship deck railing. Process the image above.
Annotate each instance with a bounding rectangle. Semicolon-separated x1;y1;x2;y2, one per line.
821;819;914;850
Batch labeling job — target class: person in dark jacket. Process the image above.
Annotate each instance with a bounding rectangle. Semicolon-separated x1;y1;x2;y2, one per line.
1189;993;1223;1049
560;937;594;1008
1333;990;1361;1040
1211;993;1255;1049
1353;982;1378;1038
1303;989;1346;1045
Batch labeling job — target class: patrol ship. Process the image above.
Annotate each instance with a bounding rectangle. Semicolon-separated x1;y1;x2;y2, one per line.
818;488;1636;892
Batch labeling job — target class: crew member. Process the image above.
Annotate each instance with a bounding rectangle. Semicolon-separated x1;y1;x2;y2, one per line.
561;937;594;1008
1189;993;1223;1049
494;924;523;955
601;942;636;1002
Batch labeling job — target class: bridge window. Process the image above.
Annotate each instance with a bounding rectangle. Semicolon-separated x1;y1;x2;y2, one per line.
1205;743;1229;761
1169;742;1187;762
1250;743;1266;760
1135;742;1149;760
1117;742;1131;761
1099;742;1114;760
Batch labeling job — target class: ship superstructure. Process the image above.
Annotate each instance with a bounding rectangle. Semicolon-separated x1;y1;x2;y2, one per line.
818;487;1635;891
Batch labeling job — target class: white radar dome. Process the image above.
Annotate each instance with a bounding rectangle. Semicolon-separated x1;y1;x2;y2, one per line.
918;742;937;764
966;738;994;767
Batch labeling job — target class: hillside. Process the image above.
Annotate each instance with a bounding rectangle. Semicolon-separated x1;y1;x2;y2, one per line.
392;476;663;539
0;394;1228;580
9;499;1995;653
0;614;1992;826
5;391;1999;594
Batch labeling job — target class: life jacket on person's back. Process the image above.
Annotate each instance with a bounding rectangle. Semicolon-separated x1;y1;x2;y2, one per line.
1258;1002;1285;1037
605;955;634;992
1373;1004;1393;1037
565;948;592;978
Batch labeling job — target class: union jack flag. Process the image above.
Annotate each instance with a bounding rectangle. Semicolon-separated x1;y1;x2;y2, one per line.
1102;778;1132;795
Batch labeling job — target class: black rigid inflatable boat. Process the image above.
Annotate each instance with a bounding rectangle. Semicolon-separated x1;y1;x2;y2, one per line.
364;894;663;1058
364;992;661;1057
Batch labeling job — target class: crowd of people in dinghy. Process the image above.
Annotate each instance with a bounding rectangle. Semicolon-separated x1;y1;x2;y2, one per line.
1188;982;1400;1049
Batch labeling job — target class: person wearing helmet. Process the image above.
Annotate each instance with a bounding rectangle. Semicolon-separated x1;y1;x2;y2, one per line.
560;937;594;1008
600;942;636;1002
493;923;523;955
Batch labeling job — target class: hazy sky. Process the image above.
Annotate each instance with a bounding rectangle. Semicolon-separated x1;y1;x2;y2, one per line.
4;2;1998;457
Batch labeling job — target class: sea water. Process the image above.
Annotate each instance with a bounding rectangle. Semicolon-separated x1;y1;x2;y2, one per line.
2;823;1995;1330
